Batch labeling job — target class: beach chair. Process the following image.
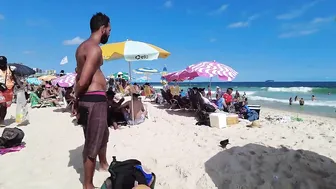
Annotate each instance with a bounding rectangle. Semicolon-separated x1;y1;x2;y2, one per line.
29;92;52;108
61;96;75;113
160;89;181;109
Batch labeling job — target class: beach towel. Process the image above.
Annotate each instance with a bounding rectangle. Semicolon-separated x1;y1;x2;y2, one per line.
0;144;25;155
29;92;41;107
101;156;156;189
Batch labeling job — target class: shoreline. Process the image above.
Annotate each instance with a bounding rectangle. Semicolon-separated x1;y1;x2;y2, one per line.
250;100;336;119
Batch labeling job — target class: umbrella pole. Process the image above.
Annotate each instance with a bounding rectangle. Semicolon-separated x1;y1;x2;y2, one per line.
128;61;134;126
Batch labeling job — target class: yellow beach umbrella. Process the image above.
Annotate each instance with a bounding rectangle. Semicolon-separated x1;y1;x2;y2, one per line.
38;75;57;81
101;40;170;61
101;40;170;124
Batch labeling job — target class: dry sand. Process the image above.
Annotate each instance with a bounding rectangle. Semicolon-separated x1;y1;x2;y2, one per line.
0;102;336;189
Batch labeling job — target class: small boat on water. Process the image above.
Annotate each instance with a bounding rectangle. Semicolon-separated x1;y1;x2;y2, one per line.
265;80;274;82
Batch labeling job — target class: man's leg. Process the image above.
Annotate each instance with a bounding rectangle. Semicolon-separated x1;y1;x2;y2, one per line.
98;125;109;171
98;147;109;171
83;156;96;189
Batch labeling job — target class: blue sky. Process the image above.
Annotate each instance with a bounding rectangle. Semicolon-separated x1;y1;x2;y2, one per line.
0;0;335;82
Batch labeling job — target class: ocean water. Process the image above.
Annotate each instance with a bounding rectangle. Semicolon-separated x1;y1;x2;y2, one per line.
149;82;336;118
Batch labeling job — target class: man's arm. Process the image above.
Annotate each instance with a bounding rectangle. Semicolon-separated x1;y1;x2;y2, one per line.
74;46;102;97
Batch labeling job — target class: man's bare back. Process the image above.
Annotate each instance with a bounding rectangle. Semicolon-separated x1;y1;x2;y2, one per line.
76;40;106;93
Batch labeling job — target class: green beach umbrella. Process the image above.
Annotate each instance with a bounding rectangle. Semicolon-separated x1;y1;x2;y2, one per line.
111;72;129;80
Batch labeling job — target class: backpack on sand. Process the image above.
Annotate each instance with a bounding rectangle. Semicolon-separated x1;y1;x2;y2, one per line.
101;156;156;189
0;128;25;149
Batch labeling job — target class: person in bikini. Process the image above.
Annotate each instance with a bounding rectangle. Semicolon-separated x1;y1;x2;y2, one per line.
120;93;147;125
74;12;111;189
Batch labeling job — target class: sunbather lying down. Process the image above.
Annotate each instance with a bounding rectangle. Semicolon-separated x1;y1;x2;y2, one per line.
120;93;147;125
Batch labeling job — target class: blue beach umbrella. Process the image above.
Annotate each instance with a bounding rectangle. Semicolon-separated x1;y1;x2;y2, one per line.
133;67;159;74
26;78;42;85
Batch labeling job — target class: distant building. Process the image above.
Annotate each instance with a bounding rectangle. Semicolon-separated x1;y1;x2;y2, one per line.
33;68;43;73
45;70;56;75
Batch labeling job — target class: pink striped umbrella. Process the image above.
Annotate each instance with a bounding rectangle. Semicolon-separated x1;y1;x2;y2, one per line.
186;61;238;81
164;69;198;82
51;73;76;87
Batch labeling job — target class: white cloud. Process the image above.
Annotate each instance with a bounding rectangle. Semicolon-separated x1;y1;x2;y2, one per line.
23;51;34;54
228;22;249;28
0;14;4;20
276;0;320;20
278;29;318;38
311;16;334;24
248;14;259;21
278;15;333;38
63;37;85;45
209;38;217;42
209;4;229;15
227;14;259;28
164;1;172;8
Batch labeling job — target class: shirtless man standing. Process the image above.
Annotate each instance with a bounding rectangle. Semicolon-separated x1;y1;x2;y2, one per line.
74;12;111;189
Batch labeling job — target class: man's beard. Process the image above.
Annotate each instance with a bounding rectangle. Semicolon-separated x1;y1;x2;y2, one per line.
100;34;109;44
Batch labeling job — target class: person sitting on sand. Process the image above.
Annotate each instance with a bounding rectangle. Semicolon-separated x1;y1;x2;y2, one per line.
133;83;141;93
41;85;60;106
180;89;187;97
215;93;224;110
107;90;125;129
200;90;218;109
215;86;221;96
120;93;147;125
299;98;304;106
234;90;240;102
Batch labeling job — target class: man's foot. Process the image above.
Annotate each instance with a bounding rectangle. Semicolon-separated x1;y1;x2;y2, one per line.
99;162;109;172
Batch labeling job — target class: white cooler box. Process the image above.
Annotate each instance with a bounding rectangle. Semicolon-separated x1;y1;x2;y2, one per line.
209;113;227;129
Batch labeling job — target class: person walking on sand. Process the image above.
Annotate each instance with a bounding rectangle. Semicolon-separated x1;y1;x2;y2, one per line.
74;12;111;189
0;56;18;127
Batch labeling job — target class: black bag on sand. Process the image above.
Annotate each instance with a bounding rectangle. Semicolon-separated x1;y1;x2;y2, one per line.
0;128;25;148
101;156;156;189
195;110;210;126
